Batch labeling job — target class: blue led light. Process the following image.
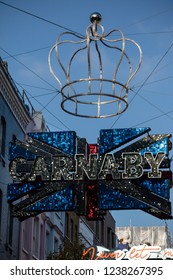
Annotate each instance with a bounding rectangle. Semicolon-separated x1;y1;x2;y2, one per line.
140;138;169;155
98;184;148;210
99;127;150;154
8;127;172;220
9;142;36;160
136;179;170;199
7;182;43;202
24;187;75;211
28;131;76;156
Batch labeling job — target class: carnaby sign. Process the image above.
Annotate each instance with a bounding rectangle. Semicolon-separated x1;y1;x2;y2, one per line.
82;245;173;260
7;127;172;220
9;152;166;182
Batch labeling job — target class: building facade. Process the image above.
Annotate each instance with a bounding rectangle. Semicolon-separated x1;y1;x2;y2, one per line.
116;225;172;250
19;211;65;259
79;217;94;247
87;211;116;250
0;57;32;259
0;57;66;259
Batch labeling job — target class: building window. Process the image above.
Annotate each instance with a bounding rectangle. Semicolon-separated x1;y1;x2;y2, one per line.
0;116;6;161
111;232;115;249
54;238;59;253
107;227;111;249
96;221;99;241
8;206;13;247
65;213;69;238
45;231;50;257
33;218;39;257
39;224;44;259
23;219;31;252
70;219;74;242
101;220;104;244
75;225;78;242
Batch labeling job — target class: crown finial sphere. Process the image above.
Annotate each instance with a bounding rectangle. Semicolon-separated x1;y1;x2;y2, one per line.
90;12;102;24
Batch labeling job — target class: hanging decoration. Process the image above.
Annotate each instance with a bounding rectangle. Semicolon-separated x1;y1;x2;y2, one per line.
48;12;142;118
8;128;172;221
7;13;172;221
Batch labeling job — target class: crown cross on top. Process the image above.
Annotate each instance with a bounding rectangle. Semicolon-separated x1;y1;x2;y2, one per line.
48;12;142;118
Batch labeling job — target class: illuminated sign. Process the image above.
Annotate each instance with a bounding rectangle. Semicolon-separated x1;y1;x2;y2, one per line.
82;245;173;260
9;152;166;182
7;128;172;220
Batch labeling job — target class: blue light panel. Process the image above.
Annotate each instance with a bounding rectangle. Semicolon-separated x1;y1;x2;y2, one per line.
9;142;36;161
136;179;170;199
24;187;75;211
99;127;150;154
7;182;43;202
98;184;148;210
140;138;169;155
28;131;76;156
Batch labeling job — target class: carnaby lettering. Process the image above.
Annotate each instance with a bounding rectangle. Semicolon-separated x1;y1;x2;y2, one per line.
9;152;165;182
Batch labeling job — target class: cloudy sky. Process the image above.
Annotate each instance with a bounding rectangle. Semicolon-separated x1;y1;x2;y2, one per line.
1;0;173;236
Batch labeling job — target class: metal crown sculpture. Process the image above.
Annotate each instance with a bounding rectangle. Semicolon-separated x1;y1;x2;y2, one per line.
48;12;142;118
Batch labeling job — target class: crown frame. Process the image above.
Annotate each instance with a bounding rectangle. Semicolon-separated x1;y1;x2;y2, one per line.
48;12;142;118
